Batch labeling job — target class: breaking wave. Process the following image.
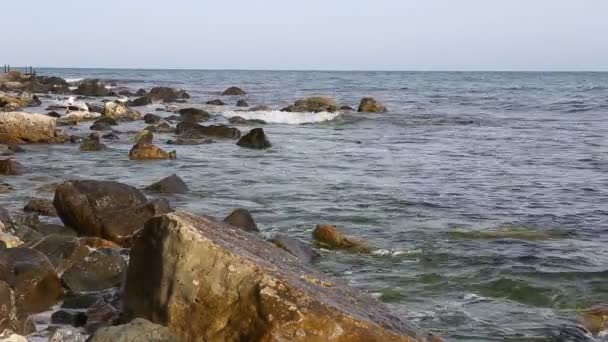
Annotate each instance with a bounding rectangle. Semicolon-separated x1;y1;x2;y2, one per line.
221;110;342;124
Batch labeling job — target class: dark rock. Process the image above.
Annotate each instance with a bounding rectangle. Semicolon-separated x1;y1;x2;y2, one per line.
53;180;172;245
69;135;83;143
85;300;119;334
340;105;355;111
123;212;437;342
90;121;112;131
47;111;62;118
281;96;338;113
0;280;36;335
62;248;127;292
176;122;241;139
143;113;161;124
135;88;147;97
145;174;188;194
145;122;175;133
24;198;57;216
222;86;247;96
51;310;88;327
0;206;11;223
73;79;109;97
358;97;387;113
313;224;370;253
248;105;270;111
0;248;64;313
86;102;104;114
270;234;320;263
237;128;271;149
33;223;77;237
236;99;249;107
29;75;70;94
166;138;213;145
95;117;118;126
129;143;172;160
0;158;26;175
62;293;102;309
127;96;152;107
30;235;90;274
80;134;106;151
178;107;210;122
101;133;119;140
118;89;134;97
206;99;225;106
89;318;178;342
148;87;189;103
223;208;259;232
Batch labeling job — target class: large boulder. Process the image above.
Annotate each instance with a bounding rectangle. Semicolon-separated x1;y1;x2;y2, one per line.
223;208;259;232
29;75;70;93
0;112;61;144
89;318;179;342
124;212;437;342
61;248;127;292
53;180;172;245
176;122;241;139
237;128;271;149
145;174;189;194
358;97;387;113
73;79;109;97
147;87;189;103
222;86;247;96
103;101;142;121
0;248;64;313
282;96;338;113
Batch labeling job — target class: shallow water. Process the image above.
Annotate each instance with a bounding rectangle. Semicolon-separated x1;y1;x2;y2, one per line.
4;69;608;341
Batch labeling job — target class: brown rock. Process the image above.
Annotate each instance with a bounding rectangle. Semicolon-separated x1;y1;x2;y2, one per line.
176;122;241;139
237;128;271;149
89;318;179;342
0;112;61;144
222;86;247;96
129;143;173;160
581;304;608;334
61;248;127;292
145;174;189;194
124;212;437;342
223;208;259;232
0;158;26;175
148;87;189;103
85;301;120;334
313;224;371;253
24;198;57;216
30;234;90;274
0;280;36;335
73;79;109;97
282;96;338;113
358;97;387;113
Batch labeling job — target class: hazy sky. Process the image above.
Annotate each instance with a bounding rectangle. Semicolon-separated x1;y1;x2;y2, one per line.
2;0;607;71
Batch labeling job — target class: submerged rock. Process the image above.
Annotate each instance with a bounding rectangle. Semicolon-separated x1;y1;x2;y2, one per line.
124;212;437;342
85;300;120;334
24;198;57;216
312;224;371;253
0;112;61;144
237;128;271;149
223;208;259;232
145;174;189;194
62;248;127;292
53;180;172;245
80;134;106;152
282;96;338;113
89;318;179;342
270;234;320;264
73;79;109;97
166;138;213;145
222;86;247;96
0;159;26;175
145;122;175;133
206;99;225;106
358;97;387;113
228;116;266;125
148;87;189;103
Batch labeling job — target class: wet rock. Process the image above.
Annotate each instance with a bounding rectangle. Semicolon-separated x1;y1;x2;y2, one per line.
145;174;188;194
101;133;119;140
0;332;29;342
270;234;320;264
30;235;90;274
62;293;103;309
222;86;247;96
0;112;61;144
36;182;61;193
118;89;134;97
237;128;271;149
0;92;39;110
103;101;141;121
85;301;119;334
62;248;127;292
236;99;249;107
89;318;178;342
145;122;175;133
0;232;23;248
135;88;147;97
248;105;270;111
206;99;225;106
124;212;435;342
313;224;371;253
282;96;338;113
148;87;190;103
133;130;153;145
47;111;62;118
94;116;118;126
47;327;89;342
340;105;355;111
51;310;87;327
143;113;161;124
57;111;101;125
581;304;608;335
127;96;152;107
223;208;259;232
0;281;36;335
86;102;104;114
80;134;106;152
176;122;241;139
228;116;266;125
358;97;387;113
166;138;213;145
178;107;210;122
24;198;57;216
73;79;109;97
53;180;172;245
0;248;64;313
129;143;172;160
0;159;26;175
33;223;78;237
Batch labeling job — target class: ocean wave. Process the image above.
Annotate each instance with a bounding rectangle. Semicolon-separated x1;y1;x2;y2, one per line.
65;78;84;83
221;110;342;124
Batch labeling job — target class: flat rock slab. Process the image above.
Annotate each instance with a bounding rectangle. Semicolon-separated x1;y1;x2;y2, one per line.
124;212;439;342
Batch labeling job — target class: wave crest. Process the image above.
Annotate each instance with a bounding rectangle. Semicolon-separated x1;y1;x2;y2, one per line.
221;110;341;124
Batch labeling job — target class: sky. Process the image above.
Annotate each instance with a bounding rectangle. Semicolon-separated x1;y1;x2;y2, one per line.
1;0;607;71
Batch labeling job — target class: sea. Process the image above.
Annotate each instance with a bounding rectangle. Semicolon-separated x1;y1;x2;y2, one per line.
5;69;608;341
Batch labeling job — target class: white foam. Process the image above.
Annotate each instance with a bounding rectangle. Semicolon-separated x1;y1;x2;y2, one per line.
65;78;84;83
221;110;341;124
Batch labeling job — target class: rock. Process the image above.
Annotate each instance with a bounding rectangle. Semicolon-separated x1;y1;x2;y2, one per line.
0;281;35;334
143;113;161;124
145;174;188;194
0;112;61;144
176;122;241;139
0;92;36;111
62;248;127;292
29;75;70;94
80;134;106;152
166;138;213;145
228;116;266;125
129;143;172;160
581;304;608;335
127;96;152;107
94;117;118;126
0;183;13;193
47;327;89;342
73;79;109;97
124;212;436;342
53;180;172;245
30;235;90;274
282;96;338;113
90;121;112;131
80;237;121;249
133;130;153;145
145;122;175;133
223;208;259;232
358;97;387;113
62;293;102;309
118;89;134;97
340;105;355;111
33;223;77;237
57;111;101;125
236;99;249;107
148;87;189;103
86;102;105;114
0;248;64;313
0;332;29;342
85;301;120;334
0;232;23;248
24;198;56;216
47;111;62;118
237;128;271;149
51;310;87;327
135;88;147;97
312;224;371;253
89;318;179;342
270;234;320;264
248;105;270;111
103;101;141;121
206;99;225;106
222;86;247;96
101;133;119;140
0;159;26;175
178;108;209;122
